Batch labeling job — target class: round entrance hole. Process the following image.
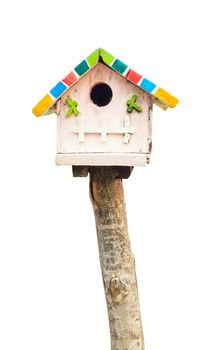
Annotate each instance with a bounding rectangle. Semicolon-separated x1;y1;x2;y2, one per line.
90;83;113;107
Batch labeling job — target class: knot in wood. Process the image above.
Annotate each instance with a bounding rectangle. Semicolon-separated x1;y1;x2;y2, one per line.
108;277;128;305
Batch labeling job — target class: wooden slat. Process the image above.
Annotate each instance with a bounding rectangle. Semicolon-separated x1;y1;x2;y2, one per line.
55;153;148;166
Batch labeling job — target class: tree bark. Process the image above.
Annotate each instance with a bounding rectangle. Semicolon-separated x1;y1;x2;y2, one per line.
89;167;144;350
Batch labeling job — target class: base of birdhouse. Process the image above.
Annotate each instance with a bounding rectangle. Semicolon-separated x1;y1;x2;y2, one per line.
55;153;150;166
71;166;133;178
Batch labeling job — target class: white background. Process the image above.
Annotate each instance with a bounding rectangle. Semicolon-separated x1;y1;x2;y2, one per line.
0;0;220;349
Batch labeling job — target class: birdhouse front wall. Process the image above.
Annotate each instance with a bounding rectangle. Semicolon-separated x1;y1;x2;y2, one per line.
56;63;153;165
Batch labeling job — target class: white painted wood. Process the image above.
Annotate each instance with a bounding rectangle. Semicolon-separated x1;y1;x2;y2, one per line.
123;114;131;144
55;153;148;166
101;119;107;142
57;63;153;157
123;133;130;144
56;100;61;152
73;109;134;143
147;101;153;154
73;126;135;134
79;116;85;142
73;125;135;137
124;114;131;127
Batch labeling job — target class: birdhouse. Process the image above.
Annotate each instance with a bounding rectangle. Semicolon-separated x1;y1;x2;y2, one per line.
32;48;178;167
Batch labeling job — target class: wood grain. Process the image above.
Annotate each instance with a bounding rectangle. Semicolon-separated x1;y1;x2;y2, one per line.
89;167;144;350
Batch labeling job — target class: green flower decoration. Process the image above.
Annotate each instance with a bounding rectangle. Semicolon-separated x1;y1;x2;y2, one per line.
66;97;80;117
126;95;142;113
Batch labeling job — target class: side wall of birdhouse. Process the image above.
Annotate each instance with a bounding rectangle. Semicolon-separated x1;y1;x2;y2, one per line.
55;63;153;166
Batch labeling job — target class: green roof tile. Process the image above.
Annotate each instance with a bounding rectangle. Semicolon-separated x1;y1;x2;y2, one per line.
100;48;115;65
87;49;99;67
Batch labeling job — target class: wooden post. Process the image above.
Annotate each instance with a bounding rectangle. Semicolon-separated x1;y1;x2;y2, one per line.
89;166;144;350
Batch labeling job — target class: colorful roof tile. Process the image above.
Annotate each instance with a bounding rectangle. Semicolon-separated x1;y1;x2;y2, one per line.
32;48;179;116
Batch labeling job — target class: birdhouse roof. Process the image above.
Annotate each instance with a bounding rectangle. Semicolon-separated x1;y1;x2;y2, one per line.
32;48;179;117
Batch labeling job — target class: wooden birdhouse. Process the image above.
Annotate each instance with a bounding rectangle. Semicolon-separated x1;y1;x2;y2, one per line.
32;48;178;166
32;49;179;348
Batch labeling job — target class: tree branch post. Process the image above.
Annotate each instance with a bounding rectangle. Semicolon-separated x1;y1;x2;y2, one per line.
89;166;144;350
